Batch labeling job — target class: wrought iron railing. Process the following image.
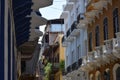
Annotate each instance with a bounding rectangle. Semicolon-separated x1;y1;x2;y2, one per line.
71;21;77;32
66;28;71;37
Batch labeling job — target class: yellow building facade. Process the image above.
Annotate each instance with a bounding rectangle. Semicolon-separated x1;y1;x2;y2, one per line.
53;34;65;80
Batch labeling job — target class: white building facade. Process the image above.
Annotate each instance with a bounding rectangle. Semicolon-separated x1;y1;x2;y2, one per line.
61;0;90;80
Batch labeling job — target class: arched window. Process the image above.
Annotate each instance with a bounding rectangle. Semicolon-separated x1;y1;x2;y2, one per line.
113;8;119;37
116;67;120;80
103;18;108;40
104;69;110;80
113;63;120;80
89;32;92;51
95;26;100;46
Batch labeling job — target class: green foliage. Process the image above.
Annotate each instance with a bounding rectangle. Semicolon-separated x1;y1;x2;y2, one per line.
44;62;52;74
59;60;65;71
44;62;52;80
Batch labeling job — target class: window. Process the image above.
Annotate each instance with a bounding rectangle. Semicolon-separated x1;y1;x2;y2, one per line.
116;67;120;80
103;18;108;40
21;61;26;73
95;26;100;46
113;8;119;37
77;46;80;60
104;70;110;80
66;56;68;66
89;32;92;51
71;51;74;63
84;40;88;55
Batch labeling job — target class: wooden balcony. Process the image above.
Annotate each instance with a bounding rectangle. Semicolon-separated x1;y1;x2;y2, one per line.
19;74;35;80
18;41;37;60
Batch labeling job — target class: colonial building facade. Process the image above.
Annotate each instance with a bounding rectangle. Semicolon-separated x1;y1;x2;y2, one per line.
61;0;88;79
62;0;120;80
0;0;53;80
83;0;120;80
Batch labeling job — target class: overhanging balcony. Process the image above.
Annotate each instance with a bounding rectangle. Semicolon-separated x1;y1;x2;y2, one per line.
32;0;53;11
19;41;37;60
108;32;120;58
65;21;80;42
77;18;93;29
70;21;80;36
103;39;114;55
62;36;68;47
66;28;75;42
103;38;120;59
92;0;112;10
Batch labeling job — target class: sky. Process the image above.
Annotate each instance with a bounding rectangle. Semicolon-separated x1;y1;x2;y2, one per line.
40;0;66;19
39;0;66;31
38;0;66;42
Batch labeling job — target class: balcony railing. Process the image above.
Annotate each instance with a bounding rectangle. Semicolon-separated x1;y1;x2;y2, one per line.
78;58;82;67
71;21;77;31
115;32;120;51
70;21;80;36
81;37;120;68
116;32;120;38
65;21;80;42
62;36;68;47
95;46;103;58
102;38;120;59
87;51;95;63
66;28;75;42
66;28;71;37
104;39;113;54
52;63;59;73
103;38;119;55
77;14;80;23
71;62;78;70
53;63;59;69
67;65;72;73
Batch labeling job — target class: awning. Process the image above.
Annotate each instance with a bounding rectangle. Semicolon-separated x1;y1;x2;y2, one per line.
32;0;53;11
